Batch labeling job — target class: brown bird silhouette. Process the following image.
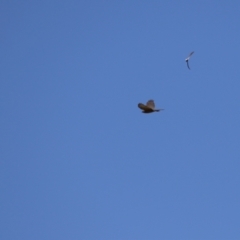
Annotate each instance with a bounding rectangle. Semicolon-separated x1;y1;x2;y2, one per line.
138;100;164;113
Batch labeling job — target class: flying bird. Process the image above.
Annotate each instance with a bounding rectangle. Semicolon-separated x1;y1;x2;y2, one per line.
185;51;194;70
138;100;164;113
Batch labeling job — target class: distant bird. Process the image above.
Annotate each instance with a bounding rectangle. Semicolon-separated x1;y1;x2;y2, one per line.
138;100;164;113
185;51;194;70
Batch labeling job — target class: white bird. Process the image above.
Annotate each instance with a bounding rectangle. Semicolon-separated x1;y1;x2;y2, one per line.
185;51;194;70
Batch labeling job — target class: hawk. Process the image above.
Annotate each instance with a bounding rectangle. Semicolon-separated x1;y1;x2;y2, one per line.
138;100;164;113
185;51;194;70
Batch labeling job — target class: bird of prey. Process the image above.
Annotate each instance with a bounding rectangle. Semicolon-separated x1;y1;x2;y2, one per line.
138;100;164;113
185;51;194;70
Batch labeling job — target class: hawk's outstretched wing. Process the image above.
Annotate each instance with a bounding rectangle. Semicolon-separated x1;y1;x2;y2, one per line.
146;100;155;110
138;103;152;111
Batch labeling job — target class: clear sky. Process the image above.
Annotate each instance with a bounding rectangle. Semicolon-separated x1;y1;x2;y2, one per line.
1;1;240;239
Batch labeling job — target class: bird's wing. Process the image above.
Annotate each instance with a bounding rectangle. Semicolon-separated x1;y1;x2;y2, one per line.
185;51;194;61
186;61;190;70
146;100;155;110
189;51;194;57
138;103;152;111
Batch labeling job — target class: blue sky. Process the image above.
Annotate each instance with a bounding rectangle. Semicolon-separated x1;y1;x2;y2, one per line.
1;1;240;239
